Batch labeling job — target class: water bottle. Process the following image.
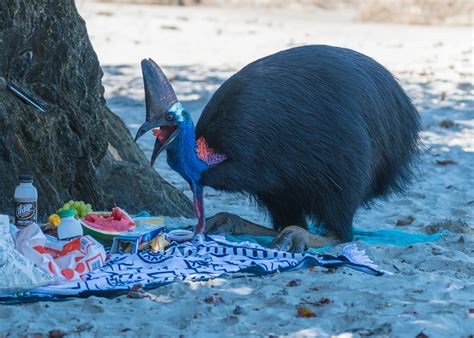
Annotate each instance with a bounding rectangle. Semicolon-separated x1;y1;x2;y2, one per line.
14;175;38;228
57;209;83;240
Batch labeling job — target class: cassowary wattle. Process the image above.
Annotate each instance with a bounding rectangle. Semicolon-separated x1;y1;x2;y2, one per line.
135;45;420;252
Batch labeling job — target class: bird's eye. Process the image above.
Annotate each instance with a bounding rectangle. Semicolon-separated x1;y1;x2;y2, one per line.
166;113;174;122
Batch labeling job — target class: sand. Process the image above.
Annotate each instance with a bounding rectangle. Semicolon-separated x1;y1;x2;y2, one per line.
1;2;473;337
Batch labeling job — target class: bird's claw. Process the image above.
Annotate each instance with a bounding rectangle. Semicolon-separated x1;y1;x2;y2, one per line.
269;226;312;253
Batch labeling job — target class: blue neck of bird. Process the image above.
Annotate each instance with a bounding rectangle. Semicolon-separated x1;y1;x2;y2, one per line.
166;115;208;188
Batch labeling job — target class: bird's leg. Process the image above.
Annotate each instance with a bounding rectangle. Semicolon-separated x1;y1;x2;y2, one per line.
193;185;205;234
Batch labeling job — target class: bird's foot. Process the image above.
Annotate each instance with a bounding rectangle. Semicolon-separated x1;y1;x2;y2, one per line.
270;226;340;253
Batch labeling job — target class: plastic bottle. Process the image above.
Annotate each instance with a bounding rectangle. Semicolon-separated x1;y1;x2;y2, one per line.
14;175;38;228
57;209;83;240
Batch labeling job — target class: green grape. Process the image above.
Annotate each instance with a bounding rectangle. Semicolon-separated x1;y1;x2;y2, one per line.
63;204;70;210
73;201;81;209
85;203;92;210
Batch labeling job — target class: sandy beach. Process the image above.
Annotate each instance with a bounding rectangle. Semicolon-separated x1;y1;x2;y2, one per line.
1;2;473;337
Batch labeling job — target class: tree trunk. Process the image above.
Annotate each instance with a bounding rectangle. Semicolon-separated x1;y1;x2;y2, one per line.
0;0;193;220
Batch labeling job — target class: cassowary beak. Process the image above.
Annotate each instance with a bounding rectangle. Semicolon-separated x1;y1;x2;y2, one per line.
150;137;165;167
150;126;179;166
134;121;156;142
134;58;179;166
134;121;167;167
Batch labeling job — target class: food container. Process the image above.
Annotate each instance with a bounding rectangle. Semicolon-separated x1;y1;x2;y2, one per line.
167;229;194;243
133;216;165;227
110;225;167;254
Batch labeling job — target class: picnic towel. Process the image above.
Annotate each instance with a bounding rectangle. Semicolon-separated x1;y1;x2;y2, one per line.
0;234;390;302
225;227;443;253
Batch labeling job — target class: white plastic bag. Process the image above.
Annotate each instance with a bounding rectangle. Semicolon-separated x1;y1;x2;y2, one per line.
14;223;106;282
0;215;53;294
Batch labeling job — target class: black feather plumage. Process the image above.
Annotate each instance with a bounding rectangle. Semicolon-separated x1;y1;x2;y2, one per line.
197;45;420;241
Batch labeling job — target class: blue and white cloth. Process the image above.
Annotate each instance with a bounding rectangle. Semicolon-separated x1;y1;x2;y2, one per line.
1;235;390;301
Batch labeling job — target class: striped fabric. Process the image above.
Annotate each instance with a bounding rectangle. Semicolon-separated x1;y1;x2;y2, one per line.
1;235;390;301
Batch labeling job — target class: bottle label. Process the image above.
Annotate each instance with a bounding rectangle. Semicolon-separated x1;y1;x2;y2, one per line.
15;201;37;227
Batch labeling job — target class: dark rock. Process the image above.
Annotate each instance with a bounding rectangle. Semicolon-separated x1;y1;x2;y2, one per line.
0;0;193;220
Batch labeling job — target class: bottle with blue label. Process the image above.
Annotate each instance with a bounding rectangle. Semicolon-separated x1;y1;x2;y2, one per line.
14;175;38;228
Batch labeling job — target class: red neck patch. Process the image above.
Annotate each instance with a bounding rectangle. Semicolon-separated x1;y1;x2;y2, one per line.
196;137;227;165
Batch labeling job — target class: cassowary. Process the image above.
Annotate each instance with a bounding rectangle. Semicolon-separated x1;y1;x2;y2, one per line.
135;45;420;252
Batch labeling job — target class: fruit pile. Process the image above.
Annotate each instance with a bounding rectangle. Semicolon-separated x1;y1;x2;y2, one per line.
57;200;92;219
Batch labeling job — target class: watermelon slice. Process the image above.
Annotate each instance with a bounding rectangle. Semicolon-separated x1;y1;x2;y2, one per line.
80;208;135;246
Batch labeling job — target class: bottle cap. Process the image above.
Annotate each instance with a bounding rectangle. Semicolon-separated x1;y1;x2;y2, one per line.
58;209;76;219
19;175;33;183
